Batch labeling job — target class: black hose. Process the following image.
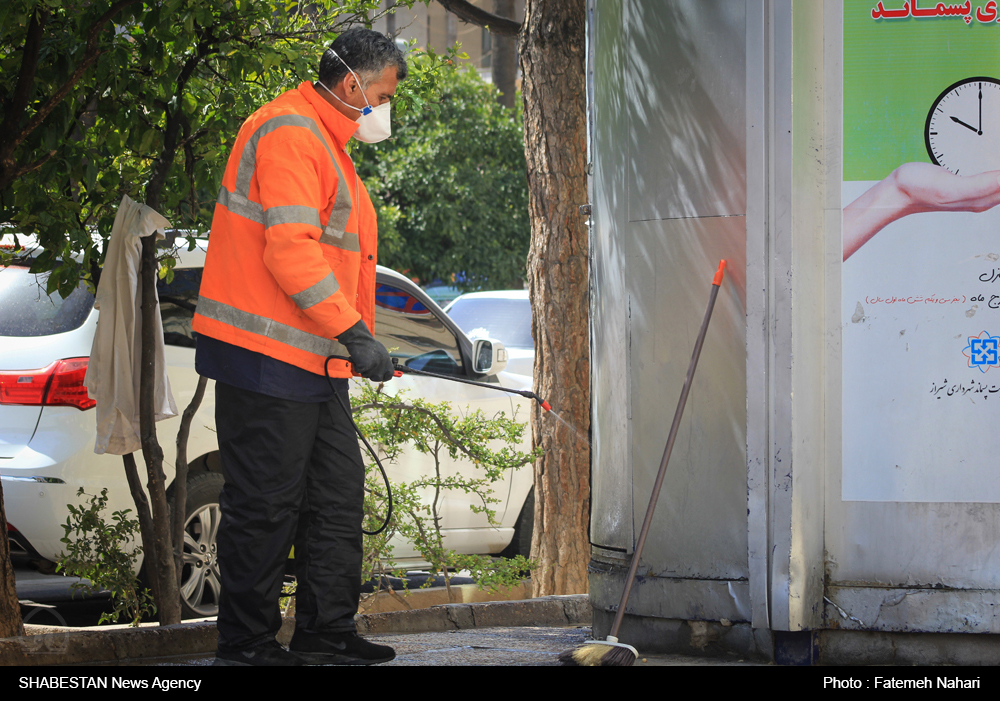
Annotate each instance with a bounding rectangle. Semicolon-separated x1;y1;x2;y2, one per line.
324;357;393;537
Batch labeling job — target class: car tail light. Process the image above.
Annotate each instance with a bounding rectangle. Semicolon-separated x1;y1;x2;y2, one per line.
0;357;96;410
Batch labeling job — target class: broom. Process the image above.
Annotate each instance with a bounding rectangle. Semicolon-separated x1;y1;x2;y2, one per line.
560;259;728;666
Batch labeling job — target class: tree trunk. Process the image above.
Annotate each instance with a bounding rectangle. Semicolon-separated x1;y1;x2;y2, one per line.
519;0;590;596
122;453;162;604
0;484;25;638
492;0;517;110
138;234;182;625
130;79;201;625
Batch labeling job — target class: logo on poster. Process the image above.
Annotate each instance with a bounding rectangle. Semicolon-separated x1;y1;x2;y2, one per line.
962;331;1000;372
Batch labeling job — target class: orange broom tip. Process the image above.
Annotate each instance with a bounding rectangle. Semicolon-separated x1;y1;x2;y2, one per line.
713;259;727;286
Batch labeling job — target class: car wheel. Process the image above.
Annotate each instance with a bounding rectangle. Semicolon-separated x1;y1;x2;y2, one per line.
177;471;224;619
499;488;534;559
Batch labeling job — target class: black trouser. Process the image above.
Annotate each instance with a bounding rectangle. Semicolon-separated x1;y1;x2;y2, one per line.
214;381;364;650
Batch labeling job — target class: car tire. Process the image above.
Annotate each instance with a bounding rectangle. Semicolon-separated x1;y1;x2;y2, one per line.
174;471;225;619
499;488;534;559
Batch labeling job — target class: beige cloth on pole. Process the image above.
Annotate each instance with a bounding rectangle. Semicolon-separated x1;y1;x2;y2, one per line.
84;194;178;455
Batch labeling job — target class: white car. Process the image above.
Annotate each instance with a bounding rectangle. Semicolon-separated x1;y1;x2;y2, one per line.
0;240;535;617
445;290;534;377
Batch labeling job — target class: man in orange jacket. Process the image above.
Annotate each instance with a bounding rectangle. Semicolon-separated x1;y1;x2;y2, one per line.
194;29;405;666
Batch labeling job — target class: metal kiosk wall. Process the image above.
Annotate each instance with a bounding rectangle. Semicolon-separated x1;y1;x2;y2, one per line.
588;0;1000;665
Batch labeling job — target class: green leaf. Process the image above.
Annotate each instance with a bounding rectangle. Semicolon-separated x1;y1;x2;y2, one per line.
139;128;158;154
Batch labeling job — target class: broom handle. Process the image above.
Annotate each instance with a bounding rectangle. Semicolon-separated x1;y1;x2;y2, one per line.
609;259;727;639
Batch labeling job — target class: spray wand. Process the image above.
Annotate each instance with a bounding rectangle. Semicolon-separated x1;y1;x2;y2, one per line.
390;359;552;412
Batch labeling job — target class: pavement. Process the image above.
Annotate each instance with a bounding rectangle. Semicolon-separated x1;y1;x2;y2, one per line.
9;570;997;675
5;564;769;668
0;591;766;667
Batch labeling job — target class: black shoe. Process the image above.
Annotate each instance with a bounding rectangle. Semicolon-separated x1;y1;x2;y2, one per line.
213;640;306;666
289;631;396;665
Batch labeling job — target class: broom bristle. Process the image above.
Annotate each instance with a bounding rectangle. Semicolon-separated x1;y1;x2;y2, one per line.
558;641;637;666
598;646;637;666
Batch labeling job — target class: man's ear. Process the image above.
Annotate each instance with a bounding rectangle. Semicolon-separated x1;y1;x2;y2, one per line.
340;72;360;96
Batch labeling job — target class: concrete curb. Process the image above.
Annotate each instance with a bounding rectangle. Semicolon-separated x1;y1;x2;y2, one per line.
0;595;591;666
0;622;220;667
358;595;591;635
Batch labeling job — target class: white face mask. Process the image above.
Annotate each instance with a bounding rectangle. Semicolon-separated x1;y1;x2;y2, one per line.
316;51;392;144
352;101;392;144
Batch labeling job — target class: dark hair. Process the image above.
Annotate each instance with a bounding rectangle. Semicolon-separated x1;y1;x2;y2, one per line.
318;28;408;89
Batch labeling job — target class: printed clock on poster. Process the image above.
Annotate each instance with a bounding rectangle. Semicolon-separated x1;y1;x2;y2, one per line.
925;77;1000;175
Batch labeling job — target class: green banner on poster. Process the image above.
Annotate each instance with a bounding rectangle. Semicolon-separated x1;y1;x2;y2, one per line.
845;0;1000;180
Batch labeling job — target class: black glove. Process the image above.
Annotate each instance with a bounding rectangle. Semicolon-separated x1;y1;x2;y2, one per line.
337;320;395;382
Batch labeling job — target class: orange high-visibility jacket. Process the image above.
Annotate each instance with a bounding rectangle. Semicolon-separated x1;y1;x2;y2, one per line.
193;82;376;378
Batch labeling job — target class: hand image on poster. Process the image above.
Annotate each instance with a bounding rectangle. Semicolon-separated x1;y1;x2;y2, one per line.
845;75;1000;259
843;163;1000;261
842;2;1000;502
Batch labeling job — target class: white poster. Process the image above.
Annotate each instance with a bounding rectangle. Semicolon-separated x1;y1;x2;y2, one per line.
843;1;1000;501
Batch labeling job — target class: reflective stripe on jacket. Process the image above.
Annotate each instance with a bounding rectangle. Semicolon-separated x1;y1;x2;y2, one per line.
193;81;376;378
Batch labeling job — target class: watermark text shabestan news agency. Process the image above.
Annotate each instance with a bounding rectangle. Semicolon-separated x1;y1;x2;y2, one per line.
20;677;201;691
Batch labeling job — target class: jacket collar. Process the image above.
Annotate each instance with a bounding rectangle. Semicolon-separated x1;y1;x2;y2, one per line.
299;81;359;150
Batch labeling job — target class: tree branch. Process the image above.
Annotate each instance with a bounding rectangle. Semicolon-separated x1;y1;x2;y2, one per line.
11;149;57;180
434;0;522;36
353;400;535;469
177;126;208;151
172;375;208;590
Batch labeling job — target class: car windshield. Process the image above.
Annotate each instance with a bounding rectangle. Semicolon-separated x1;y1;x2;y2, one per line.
446;297;533;350
0;266;94;337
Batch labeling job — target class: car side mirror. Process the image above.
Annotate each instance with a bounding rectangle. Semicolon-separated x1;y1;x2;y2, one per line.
472;338;508;375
